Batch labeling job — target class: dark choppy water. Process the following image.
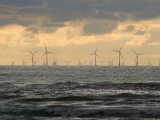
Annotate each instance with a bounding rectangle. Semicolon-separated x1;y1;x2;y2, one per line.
0;66;160;120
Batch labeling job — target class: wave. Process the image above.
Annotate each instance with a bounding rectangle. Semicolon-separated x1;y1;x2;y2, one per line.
0;82;160;119
1;102;160;119
1;81;160;95
48;82;160;91
16;92;160;105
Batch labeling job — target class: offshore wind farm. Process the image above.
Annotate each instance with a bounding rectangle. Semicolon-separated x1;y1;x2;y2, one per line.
1;45;160;119
0;0;160;120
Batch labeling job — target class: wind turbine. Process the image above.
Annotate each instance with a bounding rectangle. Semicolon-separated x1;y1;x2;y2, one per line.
133;50;143;67
43;45;54;66
112;46;124;66
90;48;99;66
27;50;38;66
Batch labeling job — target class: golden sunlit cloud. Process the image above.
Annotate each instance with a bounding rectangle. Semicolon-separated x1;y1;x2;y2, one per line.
0;18;159;65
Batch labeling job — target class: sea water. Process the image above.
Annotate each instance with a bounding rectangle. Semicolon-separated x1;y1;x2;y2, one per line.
0;66;160;120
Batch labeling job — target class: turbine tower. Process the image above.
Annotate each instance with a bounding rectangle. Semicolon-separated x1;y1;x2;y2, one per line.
27;50;38;66
90;48;99;66
133;50;143;66
43;45;54;66
112;46;124;66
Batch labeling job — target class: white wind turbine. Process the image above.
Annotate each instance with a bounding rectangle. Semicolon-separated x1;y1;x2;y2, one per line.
43;45;54;66
133;50;143;66
90;48;99;66
112;46;124;66
27;50;38;66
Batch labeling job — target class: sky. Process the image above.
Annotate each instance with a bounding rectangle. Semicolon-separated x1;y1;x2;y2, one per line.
0;0;160;66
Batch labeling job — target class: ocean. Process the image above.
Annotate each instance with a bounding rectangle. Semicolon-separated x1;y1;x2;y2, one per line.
0;66;160;120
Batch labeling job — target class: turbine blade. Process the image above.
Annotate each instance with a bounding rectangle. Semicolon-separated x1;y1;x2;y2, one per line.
97;54;101;61
133;50;143;56
95;48;97;52
43;52;47;57
112;50;119;52
48;52;55;54
133;50;137;55
120;52;123;59
89;53;95;55
27;50;32;54
96;53;100;58
120;46;124;51
33;51;39;54
45;45;47;52
138;53;143;55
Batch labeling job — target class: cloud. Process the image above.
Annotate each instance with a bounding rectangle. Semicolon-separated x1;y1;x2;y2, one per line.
135;30;146;35
123;24;147;36
83;20;118;35
25;21;65;33
0;0;160;32
45;0;160;21
145;26;160;45
0;0;44;7
125;25;135;32
0;20;156;48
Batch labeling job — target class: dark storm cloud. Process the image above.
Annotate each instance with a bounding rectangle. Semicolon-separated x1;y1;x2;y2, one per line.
0;0;160;33
25;21;65;33
125;25;135;32
0;0;44;7
135;30;146;35
44;0;160;21
124;25;147;35
83;21;117;35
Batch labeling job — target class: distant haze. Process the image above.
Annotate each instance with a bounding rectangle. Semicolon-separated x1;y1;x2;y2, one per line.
0;0;160;65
